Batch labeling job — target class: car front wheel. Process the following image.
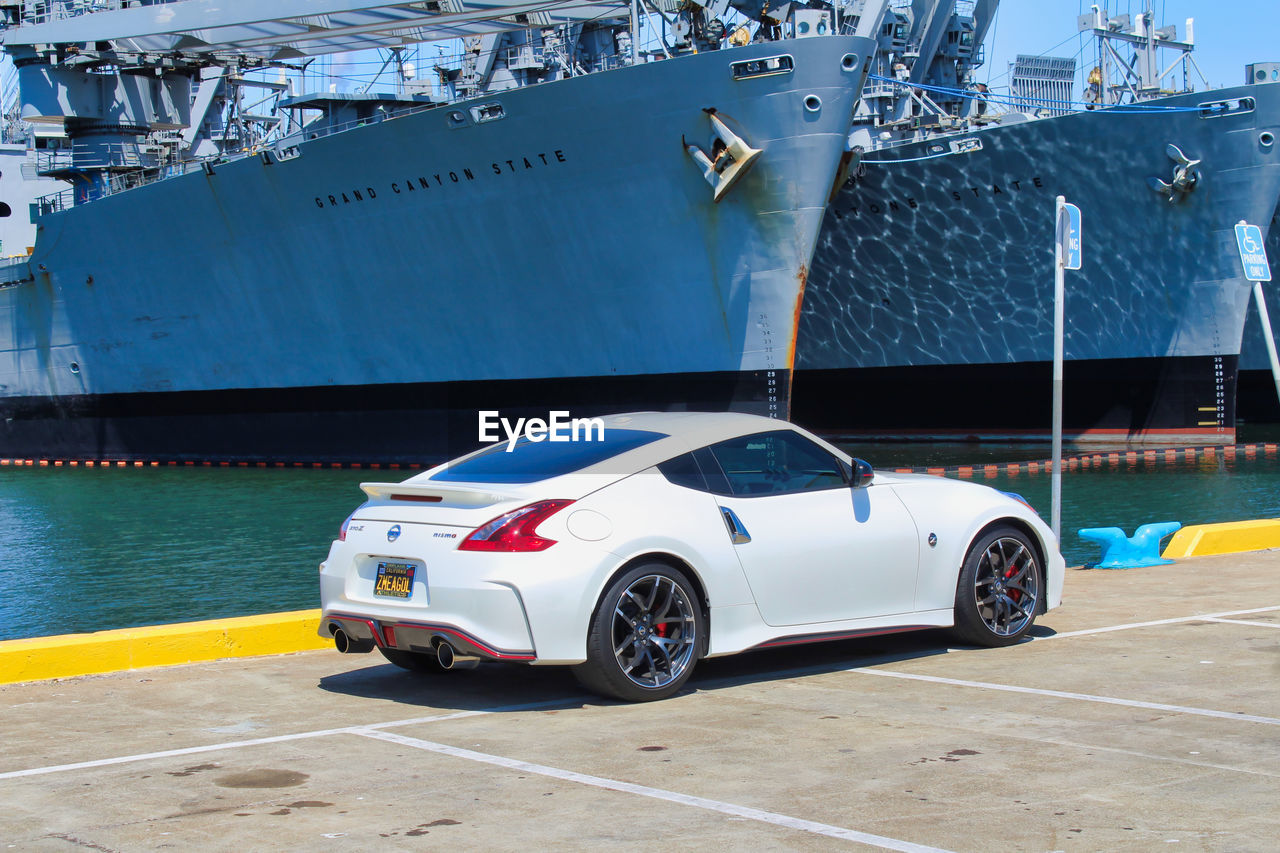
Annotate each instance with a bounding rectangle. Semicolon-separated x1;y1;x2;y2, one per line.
574;563;704;702
952;525;1042;646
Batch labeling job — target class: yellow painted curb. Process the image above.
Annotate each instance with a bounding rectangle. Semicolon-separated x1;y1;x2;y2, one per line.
0;609;330;685
1162;518;1280;559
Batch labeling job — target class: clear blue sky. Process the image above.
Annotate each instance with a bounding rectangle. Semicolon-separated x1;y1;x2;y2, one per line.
981;1;1278;92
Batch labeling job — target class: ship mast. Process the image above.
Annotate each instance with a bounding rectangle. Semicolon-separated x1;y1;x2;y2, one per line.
1077;4;1209;106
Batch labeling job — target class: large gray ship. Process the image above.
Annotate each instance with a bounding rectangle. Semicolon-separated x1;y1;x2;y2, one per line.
795;2;1280;444
0;0;876;462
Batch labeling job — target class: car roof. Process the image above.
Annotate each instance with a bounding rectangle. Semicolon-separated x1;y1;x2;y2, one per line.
575;411;801;476
594;410;784;440
405;411;813;492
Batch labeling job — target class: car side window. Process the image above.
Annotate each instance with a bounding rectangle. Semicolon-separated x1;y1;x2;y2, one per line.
707;431;848;497
656;453;707;491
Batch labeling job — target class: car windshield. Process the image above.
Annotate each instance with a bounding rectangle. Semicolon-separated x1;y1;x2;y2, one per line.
429;428;668;484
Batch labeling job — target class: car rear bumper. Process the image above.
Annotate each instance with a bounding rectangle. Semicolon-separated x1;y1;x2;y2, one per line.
319;610;537;661
318;556;539;659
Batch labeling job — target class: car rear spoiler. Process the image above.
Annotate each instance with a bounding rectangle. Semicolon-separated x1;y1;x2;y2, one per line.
359;481;520;508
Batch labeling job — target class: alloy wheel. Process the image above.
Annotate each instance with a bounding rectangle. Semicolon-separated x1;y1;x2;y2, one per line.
609;573;698;689
973;537;1040;637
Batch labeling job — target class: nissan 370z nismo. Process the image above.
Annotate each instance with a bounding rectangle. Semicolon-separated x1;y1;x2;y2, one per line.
318;412;1064;701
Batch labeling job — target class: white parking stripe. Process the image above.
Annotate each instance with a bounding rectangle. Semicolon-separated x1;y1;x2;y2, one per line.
1040;605;1280;639
0;700;570;781
355;728;952;853
0;724;368;781
1200;617;1280;629
851;669;1280;726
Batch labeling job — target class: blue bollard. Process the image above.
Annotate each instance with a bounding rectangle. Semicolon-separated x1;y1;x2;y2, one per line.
1077;522;1183;569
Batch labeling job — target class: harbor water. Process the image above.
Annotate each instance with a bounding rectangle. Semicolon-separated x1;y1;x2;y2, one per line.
2;428;1279;643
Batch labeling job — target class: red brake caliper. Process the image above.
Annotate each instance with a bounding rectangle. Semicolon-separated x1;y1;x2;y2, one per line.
1004;560;1021;602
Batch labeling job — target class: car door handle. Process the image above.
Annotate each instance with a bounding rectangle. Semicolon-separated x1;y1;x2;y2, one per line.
719;506;751;544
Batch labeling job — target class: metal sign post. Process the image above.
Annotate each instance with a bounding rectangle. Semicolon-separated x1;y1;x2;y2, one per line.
1052;197;1082;541
1235;221;1280;408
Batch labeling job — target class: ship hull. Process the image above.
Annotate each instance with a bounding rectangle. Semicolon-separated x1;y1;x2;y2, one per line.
796;355;1233;443
0;35;871;462
0;369;788;463
796;82;1280;444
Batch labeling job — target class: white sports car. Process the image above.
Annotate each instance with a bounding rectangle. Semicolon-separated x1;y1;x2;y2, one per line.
318;412;1064;701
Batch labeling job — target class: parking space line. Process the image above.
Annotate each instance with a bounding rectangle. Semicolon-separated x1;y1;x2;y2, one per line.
983;733;1280;779
1041;605;1280;640
1200;617;1280;629
354;728;952;852
0;698;575;782
851;669;1280;726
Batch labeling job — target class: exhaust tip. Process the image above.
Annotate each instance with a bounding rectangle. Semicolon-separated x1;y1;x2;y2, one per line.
433;636;479;670
435;639;456;669
332;624;374;654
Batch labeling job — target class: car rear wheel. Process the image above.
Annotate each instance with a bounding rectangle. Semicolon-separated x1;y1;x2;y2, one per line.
378;646;447;673
574;563;704;702
951;525;1041;647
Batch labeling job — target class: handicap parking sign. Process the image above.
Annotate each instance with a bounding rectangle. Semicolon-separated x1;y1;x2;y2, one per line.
1235;222;1271;282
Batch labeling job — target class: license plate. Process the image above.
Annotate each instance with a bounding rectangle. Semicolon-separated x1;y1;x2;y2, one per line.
374;561;416;598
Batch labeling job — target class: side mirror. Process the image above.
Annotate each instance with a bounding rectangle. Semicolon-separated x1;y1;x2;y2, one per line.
851;458;874;488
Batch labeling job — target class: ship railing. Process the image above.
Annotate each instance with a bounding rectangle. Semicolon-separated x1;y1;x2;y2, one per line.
32;149;74;174
861;82;900;99
34;160;193;213
585;52;629;73
35;188;75;215
504;43;548;70
294;101;440;145
33;144;152;173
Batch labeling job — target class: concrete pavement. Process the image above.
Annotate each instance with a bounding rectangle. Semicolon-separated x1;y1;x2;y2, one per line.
2;551;1278;851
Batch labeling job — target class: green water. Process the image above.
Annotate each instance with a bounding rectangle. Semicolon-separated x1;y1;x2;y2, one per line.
2;435;1278;642
0;466;368;641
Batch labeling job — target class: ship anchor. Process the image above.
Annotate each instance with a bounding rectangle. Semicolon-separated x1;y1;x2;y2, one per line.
1148;143;1201;202
684;110;763;203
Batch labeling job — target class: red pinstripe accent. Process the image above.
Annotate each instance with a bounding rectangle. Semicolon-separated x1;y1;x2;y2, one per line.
383;622;538;661
753;625;929;650
324;614;386;646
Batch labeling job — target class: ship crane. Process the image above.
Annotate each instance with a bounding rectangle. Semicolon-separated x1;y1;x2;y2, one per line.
0;0;632;61
0;0;634;203
0;0;767;204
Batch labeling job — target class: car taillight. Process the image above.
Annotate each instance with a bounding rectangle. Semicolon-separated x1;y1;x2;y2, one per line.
459;500;574;552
